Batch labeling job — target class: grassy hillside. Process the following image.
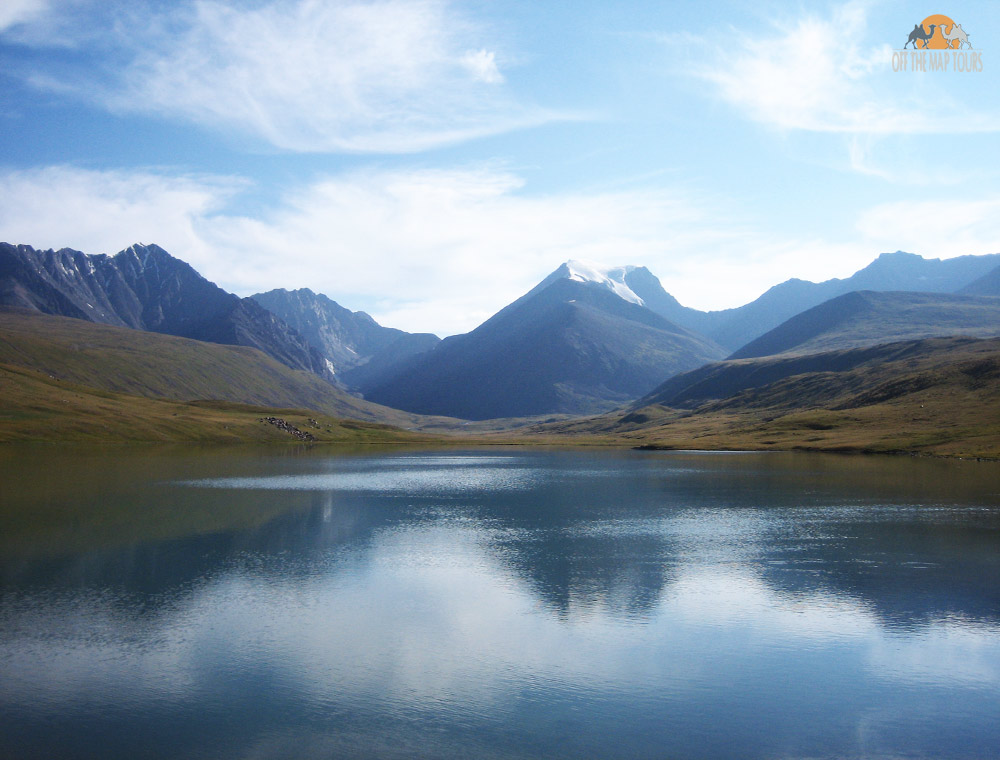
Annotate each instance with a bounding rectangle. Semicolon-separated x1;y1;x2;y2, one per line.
4;307;998;456
730;291;1000;359
0;309;452;428
0;360;442;443
527;337;1000;459
639;338;965;410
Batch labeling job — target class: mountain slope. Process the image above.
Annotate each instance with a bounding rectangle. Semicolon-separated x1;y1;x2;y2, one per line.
729;291;1000;360
364;266;726;419
0;308;441;426
647;251;1000;351
0;362;433;444
529;336;1000;459
959;265;1000;296
0;242;331;379
636;337;967;410
250;287;439;389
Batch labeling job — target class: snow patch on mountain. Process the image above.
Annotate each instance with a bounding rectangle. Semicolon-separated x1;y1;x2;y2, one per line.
563;260;644;306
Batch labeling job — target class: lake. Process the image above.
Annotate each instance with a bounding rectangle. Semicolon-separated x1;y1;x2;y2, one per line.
1;446;998;759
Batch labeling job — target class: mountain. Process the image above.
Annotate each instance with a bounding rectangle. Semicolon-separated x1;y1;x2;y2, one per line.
0;308;446;427
363;261;727;420
0;360;436;444
527;261;709;330
728;290;1000;360
959;265;1000;296
250;287;439;390
0;242;331;380
650;251;1000;351
636;336;964;410
531;336;1000;459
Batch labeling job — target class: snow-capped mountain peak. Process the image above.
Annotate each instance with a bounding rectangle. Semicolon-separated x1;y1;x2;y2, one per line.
562;260;644;306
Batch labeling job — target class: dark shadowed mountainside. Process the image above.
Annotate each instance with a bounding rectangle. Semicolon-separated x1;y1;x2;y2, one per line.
364;272;726;419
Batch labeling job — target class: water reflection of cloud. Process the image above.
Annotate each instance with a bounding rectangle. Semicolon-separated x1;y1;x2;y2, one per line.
663;567;881;642
370;455;529;467
4;524;999;725
182;466;544;494
868;621;1000;686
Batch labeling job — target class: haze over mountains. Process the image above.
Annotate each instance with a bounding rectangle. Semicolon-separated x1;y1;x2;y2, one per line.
2;240;998;427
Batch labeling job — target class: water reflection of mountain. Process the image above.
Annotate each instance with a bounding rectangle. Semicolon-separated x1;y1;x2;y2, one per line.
2;448;998;631
753;514;1000;628
489;529;678;620
1;460;682;622
0;490;392;598
462;452;1000;627
452;470;679;620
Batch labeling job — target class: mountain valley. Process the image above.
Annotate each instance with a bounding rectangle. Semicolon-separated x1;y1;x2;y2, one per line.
2;240;999;455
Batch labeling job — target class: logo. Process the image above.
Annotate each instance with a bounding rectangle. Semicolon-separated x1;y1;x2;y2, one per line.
892;15;982;72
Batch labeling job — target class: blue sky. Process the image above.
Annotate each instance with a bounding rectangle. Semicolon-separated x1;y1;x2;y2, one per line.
1;0;998;335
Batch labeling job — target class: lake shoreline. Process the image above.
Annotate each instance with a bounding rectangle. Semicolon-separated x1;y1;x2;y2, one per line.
3;434;1000;463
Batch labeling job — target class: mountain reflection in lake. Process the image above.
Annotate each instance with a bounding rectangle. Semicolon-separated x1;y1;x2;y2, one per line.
1;447;998;759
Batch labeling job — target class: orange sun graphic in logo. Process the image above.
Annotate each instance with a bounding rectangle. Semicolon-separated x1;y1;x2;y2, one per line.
918;14;959;49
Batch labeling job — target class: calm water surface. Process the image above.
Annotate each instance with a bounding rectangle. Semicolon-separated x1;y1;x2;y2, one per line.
1;446;998;759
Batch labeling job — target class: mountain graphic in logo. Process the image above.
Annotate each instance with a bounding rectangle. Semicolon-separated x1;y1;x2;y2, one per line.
905;15;972;49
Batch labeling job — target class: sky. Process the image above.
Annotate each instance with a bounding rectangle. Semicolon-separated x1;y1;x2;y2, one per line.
1;0;998;336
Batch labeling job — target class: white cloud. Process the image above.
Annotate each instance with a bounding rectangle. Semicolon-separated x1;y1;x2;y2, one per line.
0;166;242;261
691;2;997;136
0;0;51;33
461;48;503;83
857;197;1000;257
25;0;556;153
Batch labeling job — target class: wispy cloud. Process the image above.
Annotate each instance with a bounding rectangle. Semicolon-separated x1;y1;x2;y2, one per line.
21;0;560;153
690;2;997;136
